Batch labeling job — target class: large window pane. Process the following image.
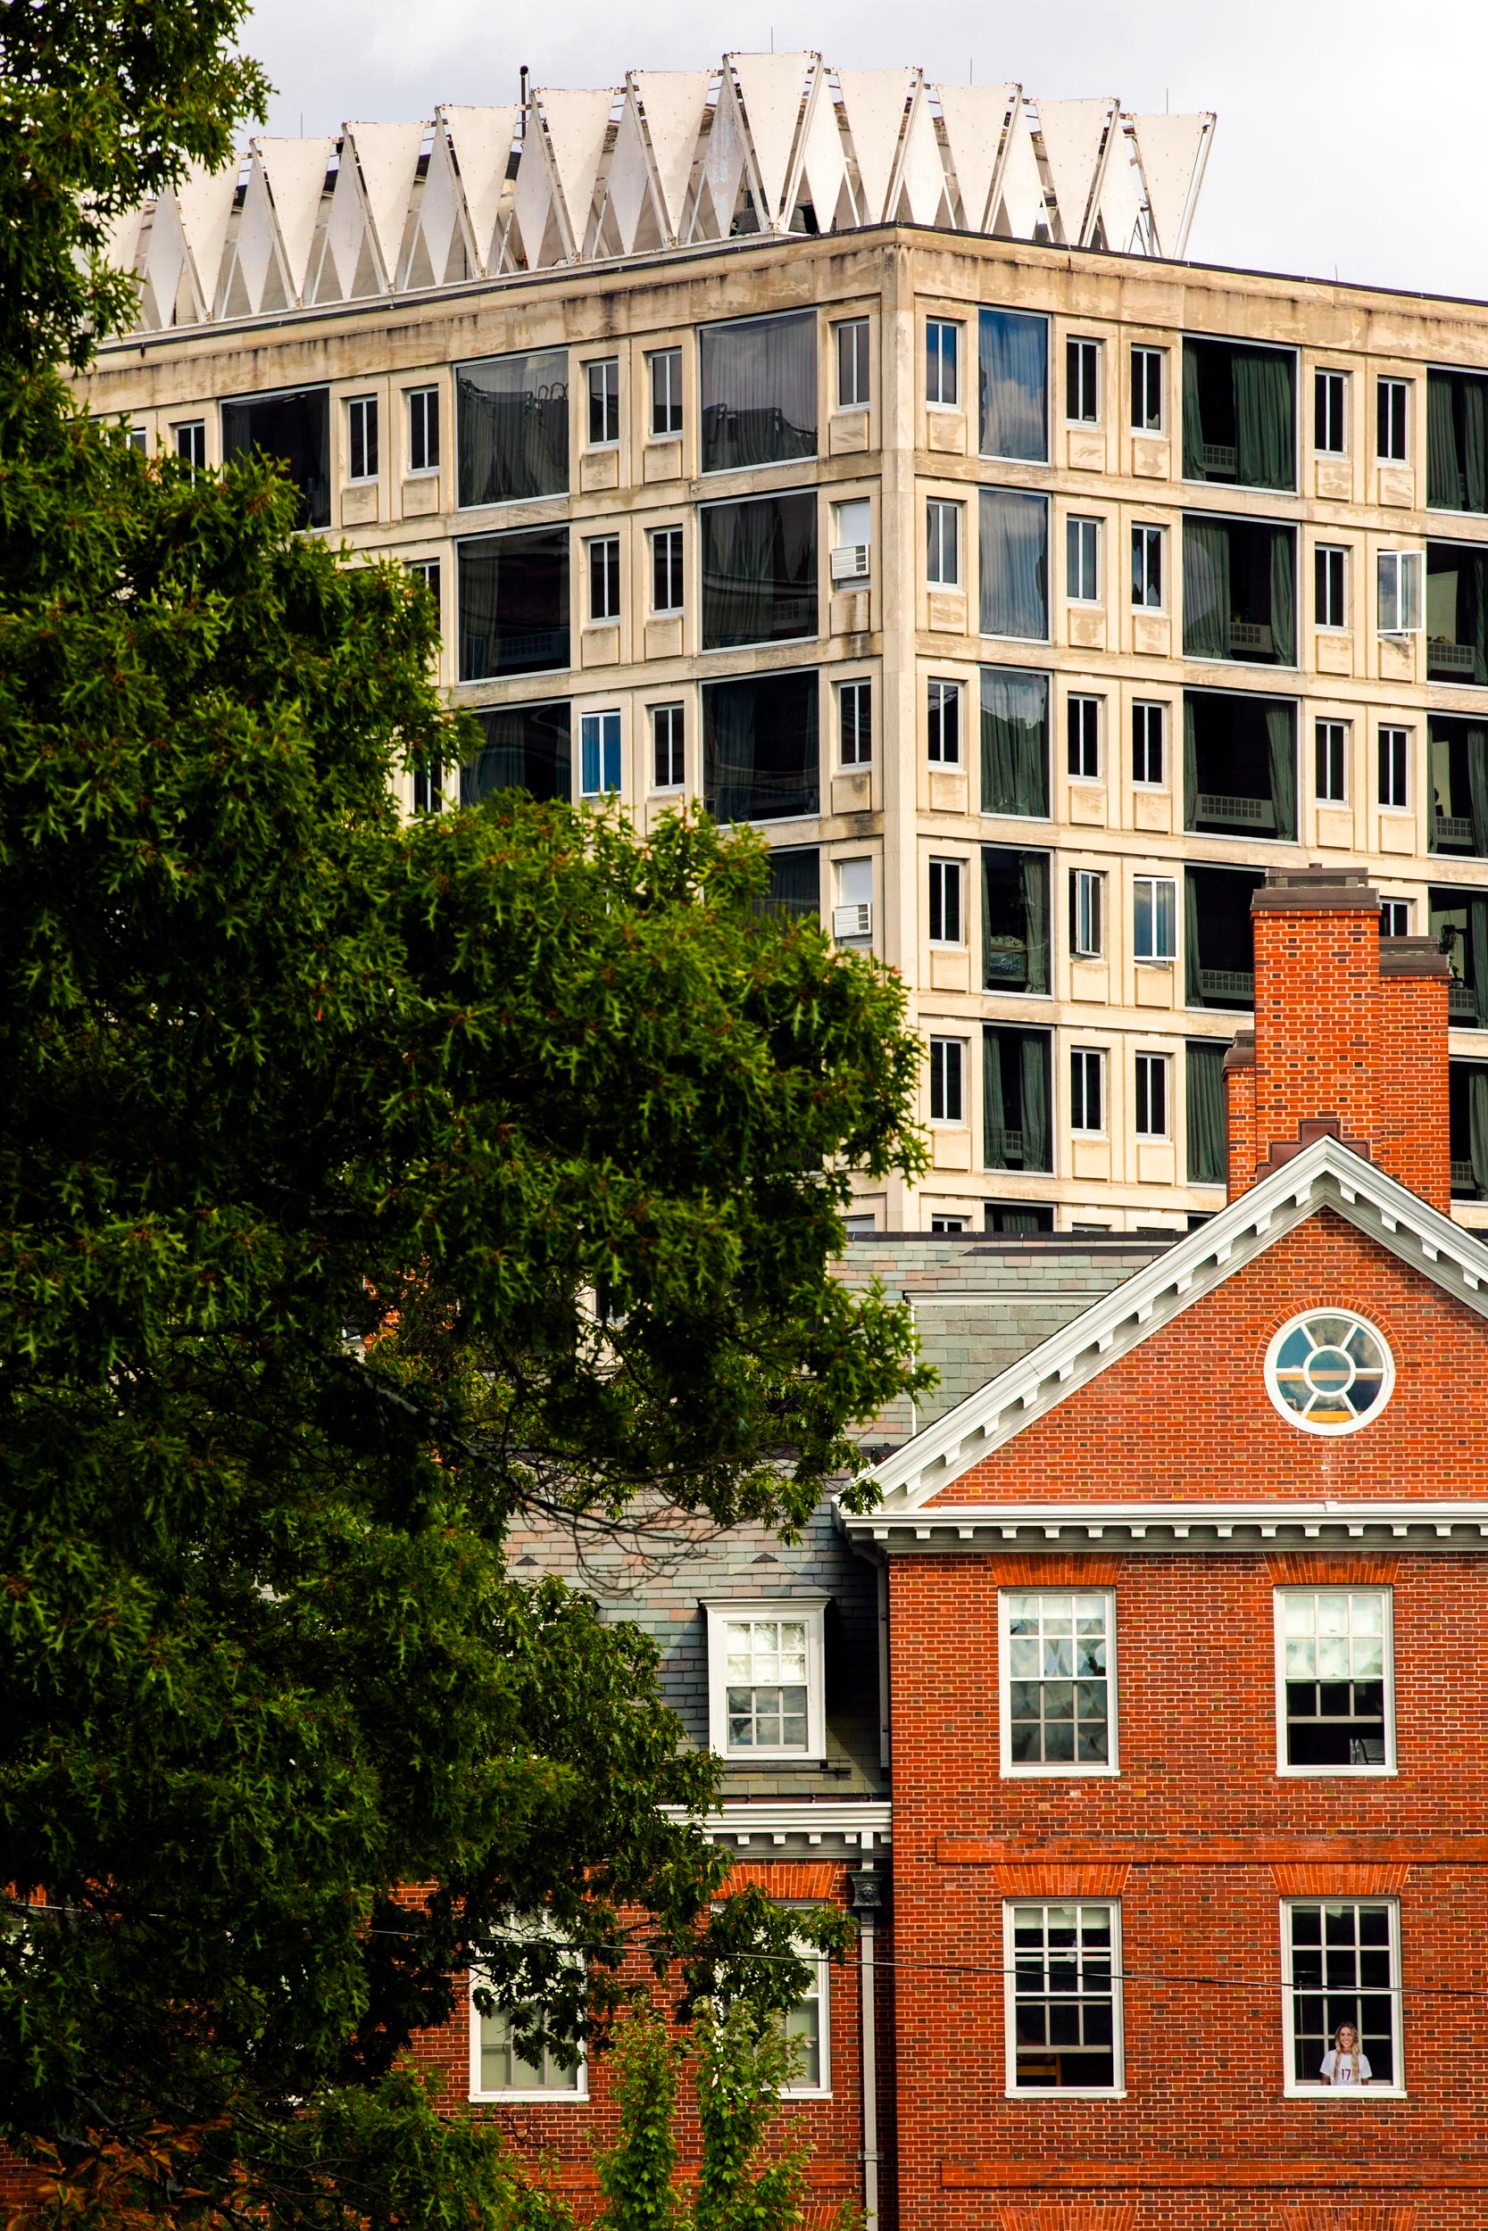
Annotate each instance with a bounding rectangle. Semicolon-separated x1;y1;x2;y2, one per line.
456;349;568;506
982;847;1051;993
701;492;818;649
461;702;571;805
1426;541;1488;686
979;310;1048;461
703;670;819;823
1182;689;1297;842
759;846;820;921
1427;715;1488;857
1183;863;1265;1011
1182;516;1296;666
1427;368;1488;514
980;669;1050;817
1181;337;1295;491
457;528;569;680
700;311;817;473
980;489;1049;640
983;1025;1052;1172
220;386;330;528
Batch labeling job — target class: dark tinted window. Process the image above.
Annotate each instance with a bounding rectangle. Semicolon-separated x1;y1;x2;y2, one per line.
457;528;569;680
461;702;571;805
700;312;816;473
456;349;568;506
220;386;330;528
703;670;819;823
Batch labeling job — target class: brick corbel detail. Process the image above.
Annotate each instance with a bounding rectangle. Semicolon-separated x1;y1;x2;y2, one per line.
721;1861;844;1900
991;1865;1130;1897
997;2210;1137;2231
1266;1552;1400;1584
977;1555;1122;1587
1271;1862;1411;1894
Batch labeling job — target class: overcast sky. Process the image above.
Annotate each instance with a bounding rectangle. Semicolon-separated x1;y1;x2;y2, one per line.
243;0;1485;302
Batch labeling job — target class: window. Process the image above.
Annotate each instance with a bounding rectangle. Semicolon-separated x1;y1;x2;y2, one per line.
649;347;683;438
1265;1309;1394;1437
1070;1048;1105;1135
982;846;1051;993
588;534;621;624
930;1037;965;1123
1425;540;1488;682
1066;337;1101;425
1006;1901;1123;2093
470;1986;586;2100
1377;549;1423;634
407;385;440;473
1001;1589;1116;1772
457;527;569;680
927;318;960;407
126;425;147;451
980;669;1050;818
220;385;330;529
579;709;621;798
173;419;206;474
1181;337;1296;492
1131;523;1163;610
1276;1587;1393;1773
930;1215;966;1234
928;857;964;945
1380;898;1411;938
1183;517;1297;665
981;489;1049;640
1184;688;1298;840
831;496;871;581
1282;1900;1402;2095
1132;700;1166;786
586;358;619;447
406;555;441;607
1315;719;1348;804
979;309;1048;462
1070;869;1104;959
986;1199;1054;1232
651;525;684;614
1131;345;1164;434
700;310;816;473
1379;725;1410;809
1315;368;1347;456
1133;874;1176;962
704;1601;825;1759
462;702;571;806
1185;864;1264;1009
927;498;961;588
700;492;817;649
1428;367;1488;512
651;702;685;791
1067;515;1101;604
456;348;567;506
1134;1050;1169;1138
763;848;820;920
703;670;819;823
1067;694;1101;780
983;1026;1053;1173
838;678;872;767
1186;1039;1227;1182
928;677;962;765
781;1935;830;2095
835;318;870;408
833;855;871;940
1316;543;1348;630
1377;377;1409;464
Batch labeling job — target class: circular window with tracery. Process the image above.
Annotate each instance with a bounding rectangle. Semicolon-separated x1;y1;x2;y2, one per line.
1264;1311;1394;1436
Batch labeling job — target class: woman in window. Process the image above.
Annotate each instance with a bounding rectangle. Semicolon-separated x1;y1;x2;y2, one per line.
1320;2022;1370;2086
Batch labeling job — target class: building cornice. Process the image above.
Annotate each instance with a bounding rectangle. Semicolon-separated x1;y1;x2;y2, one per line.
843;1500;1488;1554
662;1799;891;1847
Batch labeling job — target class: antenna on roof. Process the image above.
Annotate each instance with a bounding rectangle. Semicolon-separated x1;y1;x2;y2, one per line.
519;64;529;136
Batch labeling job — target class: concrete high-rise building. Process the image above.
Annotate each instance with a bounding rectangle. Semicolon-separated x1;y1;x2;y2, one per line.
86;59;1488;1235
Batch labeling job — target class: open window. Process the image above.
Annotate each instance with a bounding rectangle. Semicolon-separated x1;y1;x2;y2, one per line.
1182;516;1297;665
981;847;1051;994
1430;886;1488;1025
1183;864;1265;1010
221;385;330;528
983;1026;1052;1173
1183;691;1297;841
1282;1900;1402;2096
1427;542;1488;684
1005;1900;1123;2094
1427;715;1488;855
1428;367;1488;513
1275;1588;1393;1773
1181;337;1296;491
1450;1058;1488;1198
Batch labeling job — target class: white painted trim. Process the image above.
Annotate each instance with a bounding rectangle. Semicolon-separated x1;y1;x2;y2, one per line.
1263;1309;1396;1438
705;1600;827;1763
780;1928;833;2099
468;1970;589;2103
999;1585;1119;1778
1001;1896;1125;2099
1279;1897;1405;2099
1273;1583;1396;1778
660;1798;892;1845
847;1500;1488;1552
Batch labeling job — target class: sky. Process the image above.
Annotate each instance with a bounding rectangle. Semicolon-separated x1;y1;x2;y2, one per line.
242;0;1486;302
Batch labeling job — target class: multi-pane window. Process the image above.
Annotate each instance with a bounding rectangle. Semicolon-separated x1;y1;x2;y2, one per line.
586;357;619;446
579;709;621;798
1131;345;1164;434
1379;725;1410;809
931;1215;967;1233
928;857;964;944
928;677;962;765
1070;869;1104;959
651;525;684;614
1001;1589;1116;1772
1070;1047;1105;1135
651;702;685;790
838;678;872;767
1133;874;1177;961
1276;1588;1392;1772
1134;1050;1170;1138
1067;337;1101;424
1316;543;1348;629
1067;515;1101;603
588;534;621;623
1283;1900;1401;2093
1380;897;1412;938
347;394;378;482
930;1036;965;1123
706;1604;824;1758
407;385;440;473
173;419;206;474
1067;694;1101;780
1315;369;1347;455
1132;699;1166;786
649;347;683;437
927;318;960;407
1315;719;1348;804
1377;548;1422;634
472;1993;585;2099
781;1937;830;2094
1131;523;1164;608
1006;1901;1122;2093
927;499;961;587
1377;376;1409;464
835;317;870;408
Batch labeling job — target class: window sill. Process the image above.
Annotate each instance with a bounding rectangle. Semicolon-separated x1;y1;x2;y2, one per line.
406;466;440;480
1007;2087;1126;2102
1002;1762;1120;1779
471;2090;589;2105
1276;1763;1397;1778
1285;2086;1406;2102
1135;957;1175;969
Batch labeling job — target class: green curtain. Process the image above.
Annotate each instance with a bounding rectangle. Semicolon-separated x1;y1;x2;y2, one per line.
979;489;1048;640
760;847;821;921
1471;897;1488;1030
1466;379;1488;514
699;312;817;472
1466;727;1488;857
1233;348;1295;490
1182;518;1231;659
1471;1069;1488;1197
1021;1033;1051;1172
1186;1041;1227;1185
1269;527;1296;666
1021;853;1051;993
1184;867;1204;1004
983;1028;1008;1167
1474;552;1488;685
1429;375;1463;511
1182;696;1199;830
1266;700;1298;841
980;670;1049;816
1181;342;1205;481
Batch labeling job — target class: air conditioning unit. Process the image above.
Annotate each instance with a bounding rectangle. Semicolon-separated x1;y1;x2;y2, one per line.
833;901;873;939
830;543;870;584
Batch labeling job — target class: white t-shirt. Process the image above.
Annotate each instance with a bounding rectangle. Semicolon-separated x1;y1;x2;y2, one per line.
1320;2048;1371;2085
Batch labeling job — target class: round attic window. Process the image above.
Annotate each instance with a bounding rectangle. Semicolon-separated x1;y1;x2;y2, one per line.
1264;1311;1394;1437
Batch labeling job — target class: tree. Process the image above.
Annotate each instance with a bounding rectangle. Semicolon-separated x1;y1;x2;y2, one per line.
0;6;929;2216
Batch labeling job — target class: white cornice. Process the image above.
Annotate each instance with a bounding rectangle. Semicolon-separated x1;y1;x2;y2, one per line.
842;1500;1488;1553
662;1800;891;1846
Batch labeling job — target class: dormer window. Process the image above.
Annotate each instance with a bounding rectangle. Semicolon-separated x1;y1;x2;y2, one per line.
704;1600;827;1760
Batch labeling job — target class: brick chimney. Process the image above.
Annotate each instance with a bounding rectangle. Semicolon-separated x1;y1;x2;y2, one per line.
1224;865;1451;1210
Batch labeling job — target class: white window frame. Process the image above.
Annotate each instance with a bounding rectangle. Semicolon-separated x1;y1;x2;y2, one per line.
1131;345;1165;434
1133;1049;1170;1139
346;393;378;484
704;1599;827;1762
468;1964;589;2103
1003;1899;1125;2099
834;317;870;411
1067;515;1102;605
928;855;965;946
929;1035;966;1125
837;676;872;769
1280;1898;1405;2099
1316;542;1348;631
578;708;622;799
1315;718;1348;806
1069;1046;1106;1138
1380;897;1412;938
1067;693;1101;782
650;524;684;615
1133;873;1177;963
173;419;206;474
1132;699;1167;788
1066;335;1102;426
1071;868;1104;959
999;1587;1119;1779
650;701;685;793
586;356;620;448
1378;724;1411;811
1377;377;1409;465
588;533;621;625
930;1215;966;1233
1273;1586;1396;1780
928;676;962;765
779;1927;832;2097
1131;523;1164;610
648;347;683;439
1377;549;1423;636
927;498;961;588
927;318;961;409
407;384;440;475
1315;367;1348;457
